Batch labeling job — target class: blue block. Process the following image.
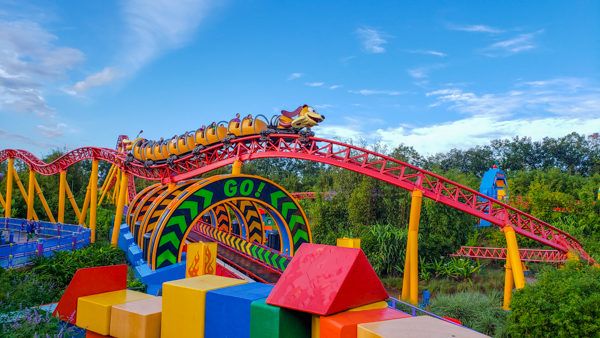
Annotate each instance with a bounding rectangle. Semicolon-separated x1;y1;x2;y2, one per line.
205;283;274;338
127;244;143;263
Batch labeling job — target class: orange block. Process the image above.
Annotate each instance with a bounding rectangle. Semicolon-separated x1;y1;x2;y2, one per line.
110;297;162;338
85;330;110;338
320;308;410;338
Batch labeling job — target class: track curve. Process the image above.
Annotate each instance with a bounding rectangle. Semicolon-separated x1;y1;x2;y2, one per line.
0;134;594;262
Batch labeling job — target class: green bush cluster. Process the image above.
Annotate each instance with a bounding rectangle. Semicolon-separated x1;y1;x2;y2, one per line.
429;291;507;337
505;262;600;337
0;243;125;313
420;257;482;282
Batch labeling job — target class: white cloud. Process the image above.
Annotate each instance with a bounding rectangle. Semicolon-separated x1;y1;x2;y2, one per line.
408;68;427;79
329;84;342;90
448;24;504;34
483;30;543;56
66;67;119;95
314;104;334;109
69;0;214;91
305;82;325;87
0;129;55;148
409;50;447;57
356;27;388;54
375;116;600;154
427;78;600;117
37;122;68;138
0;19;84;116
287;72;303;81
348;89;402;96
319;78;600;154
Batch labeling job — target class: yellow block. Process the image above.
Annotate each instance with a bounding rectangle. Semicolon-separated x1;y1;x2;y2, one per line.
348;301;389;312
311;315;320;338
357;316;489;338
161;275;247;338
186;242;217;278
336;237;361;249
110;297;162;338
76;290;153;335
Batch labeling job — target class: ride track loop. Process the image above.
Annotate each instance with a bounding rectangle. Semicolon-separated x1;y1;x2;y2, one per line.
0;133;594;263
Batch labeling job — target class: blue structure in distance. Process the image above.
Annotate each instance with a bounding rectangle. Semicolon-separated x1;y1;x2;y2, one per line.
478;165;509;227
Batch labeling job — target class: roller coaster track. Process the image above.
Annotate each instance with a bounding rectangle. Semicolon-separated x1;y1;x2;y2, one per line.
0;134;594;263
452;246;567;263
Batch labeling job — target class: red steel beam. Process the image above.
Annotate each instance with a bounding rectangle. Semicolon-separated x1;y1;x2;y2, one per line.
452;246;567;263
0;134;594;263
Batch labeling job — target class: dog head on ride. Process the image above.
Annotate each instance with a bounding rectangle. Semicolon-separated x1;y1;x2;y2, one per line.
280;104;325;129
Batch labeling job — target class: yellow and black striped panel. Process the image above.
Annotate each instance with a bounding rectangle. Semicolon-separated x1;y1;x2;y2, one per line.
233;200;264;244
224;201;249;240
128;184;165;230
212;204;230;233
137;181;196;248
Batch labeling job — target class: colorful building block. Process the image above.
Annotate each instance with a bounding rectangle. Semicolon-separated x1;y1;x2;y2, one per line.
320;308;410;338
311;301;390;338
348;301;389;312
76;290;153;335
186;242;217;278
267;244;388;315
161;275;247;338
54;264;127;323
205;283;273;338
251;299;311;338
110;297;162;338
337;237;361;248
357;316;489;338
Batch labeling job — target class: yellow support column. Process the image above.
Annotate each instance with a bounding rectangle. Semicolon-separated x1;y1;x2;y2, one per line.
34;178;55;223
98;165;116;207
232;159;243;175
502;256;514;310
89;159;99;243
65;182;82;222
79;181;91;226
401;189;423;305
111;171;128;246
27;169;36;220
0;192;5;209
504;226;525;289
58;170;67;223
4;158;14;218
112;168;121;204
12;171;38;220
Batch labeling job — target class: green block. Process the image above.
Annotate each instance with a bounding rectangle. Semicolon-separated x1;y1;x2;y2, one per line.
250;299;310;338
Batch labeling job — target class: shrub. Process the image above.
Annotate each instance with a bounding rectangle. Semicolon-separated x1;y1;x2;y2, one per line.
505;262;600;337
0;309;83;337
429;291;507;336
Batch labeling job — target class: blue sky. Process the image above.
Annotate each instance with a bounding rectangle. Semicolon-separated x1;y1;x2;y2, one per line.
1;0;599;155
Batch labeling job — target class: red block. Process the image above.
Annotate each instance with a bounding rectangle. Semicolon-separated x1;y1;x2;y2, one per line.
216;262;241;279
266;243;388;315
321;308;410;338
53;264;127;323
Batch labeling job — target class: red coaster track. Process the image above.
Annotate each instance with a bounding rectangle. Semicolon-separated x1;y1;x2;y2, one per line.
452;246;567;263
0;134;594;263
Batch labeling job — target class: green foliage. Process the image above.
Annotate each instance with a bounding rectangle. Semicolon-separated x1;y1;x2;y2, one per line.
0;309;83;337
429;291;507;337
421;257;482;281
360;223;407;276
505;262;600;337
0;244;125;312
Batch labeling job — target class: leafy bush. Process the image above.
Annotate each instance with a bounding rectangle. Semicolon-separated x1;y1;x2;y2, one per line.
429;291;507;336
421;257;482;281
0;309;83;337
505;262;600;337
360;223;407;276
0;244;125;312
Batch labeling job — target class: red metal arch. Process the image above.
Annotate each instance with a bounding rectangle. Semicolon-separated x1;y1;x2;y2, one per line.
0;134;594;262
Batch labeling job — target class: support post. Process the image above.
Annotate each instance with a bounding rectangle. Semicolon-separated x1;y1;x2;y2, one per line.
34;178;55;223
401;189;423;305
504;226;525;289
13;170;38;220
232;159;243;175
27;169;35;220
111;170;128;246
112;169;121;204
0;192;5;209
502;255;514;310
5;158;14;218
79;180;91;226
65;181;82;222
98;165;115;207
89;159;99;243
58;170;67;223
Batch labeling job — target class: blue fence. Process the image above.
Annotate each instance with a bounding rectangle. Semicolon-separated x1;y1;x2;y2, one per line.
0;218;91;269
